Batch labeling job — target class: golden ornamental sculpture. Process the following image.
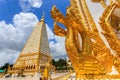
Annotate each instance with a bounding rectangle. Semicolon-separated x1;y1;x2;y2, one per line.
51;0;120;78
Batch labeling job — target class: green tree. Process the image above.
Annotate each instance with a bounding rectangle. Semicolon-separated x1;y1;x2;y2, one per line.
51;59;57;67
0;63;13;73
57;59;66;67
51;58;67;70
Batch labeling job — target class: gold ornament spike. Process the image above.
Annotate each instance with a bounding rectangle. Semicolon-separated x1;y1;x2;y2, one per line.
51;6;66;25
100;0;107;8
80;0;99;32
66;7;91;55
65;27;84;71
43;61;51;79
70;0;76;5
73;1;114;70
92;0;107;8
91;0;101;2
51;9;84;72
51;0;120;78
109;0;114;4
53;22;67;37
99;2;120;63
8;14;52;76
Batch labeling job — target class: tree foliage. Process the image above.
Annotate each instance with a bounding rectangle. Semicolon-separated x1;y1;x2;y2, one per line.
51;58;67;70
0;63;13;70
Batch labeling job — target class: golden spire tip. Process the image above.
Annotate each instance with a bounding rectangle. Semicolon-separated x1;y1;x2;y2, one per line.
40;12;45;21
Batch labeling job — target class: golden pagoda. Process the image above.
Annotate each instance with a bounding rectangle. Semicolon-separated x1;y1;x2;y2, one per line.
51;0;120;79
8;14;52;77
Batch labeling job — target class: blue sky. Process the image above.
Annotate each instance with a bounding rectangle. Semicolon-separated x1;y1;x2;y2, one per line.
0;0;69;27
0;0;70;66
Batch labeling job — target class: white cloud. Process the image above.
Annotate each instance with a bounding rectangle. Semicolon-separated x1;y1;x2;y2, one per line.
45;24;67;59
19;0;42;12
28;0;42;8
0;49;19;66
49;36;67;59
46;24;55;40
0;12;67;66
0;12;38;66
86;0;116;49
46;24;67;59
0;0;6;3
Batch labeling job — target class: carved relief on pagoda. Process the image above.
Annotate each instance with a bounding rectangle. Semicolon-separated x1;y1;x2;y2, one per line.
40;23;50;55
21;22;43;54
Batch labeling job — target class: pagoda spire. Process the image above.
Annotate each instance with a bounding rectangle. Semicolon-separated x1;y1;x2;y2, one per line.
40;12;44;21
8;13;51;76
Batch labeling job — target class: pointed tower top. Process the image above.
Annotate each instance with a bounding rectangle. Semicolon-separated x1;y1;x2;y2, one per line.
40;12;44;21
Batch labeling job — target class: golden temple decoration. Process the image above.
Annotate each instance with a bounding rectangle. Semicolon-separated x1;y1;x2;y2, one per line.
51;0;120;79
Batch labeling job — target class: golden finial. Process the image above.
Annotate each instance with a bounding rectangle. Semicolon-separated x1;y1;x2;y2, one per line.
40;12;45;21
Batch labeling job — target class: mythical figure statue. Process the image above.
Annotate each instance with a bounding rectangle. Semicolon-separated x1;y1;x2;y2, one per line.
51;0;120;78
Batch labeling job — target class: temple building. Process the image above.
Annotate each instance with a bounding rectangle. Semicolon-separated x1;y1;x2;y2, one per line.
8;14;52;78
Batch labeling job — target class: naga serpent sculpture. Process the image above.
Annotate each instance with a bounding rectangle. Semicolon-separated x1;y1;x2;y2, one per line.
51;0;120;78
